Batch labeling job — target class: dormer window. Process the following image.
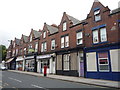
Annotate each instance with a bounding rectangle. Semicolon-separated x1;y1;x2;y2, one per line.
30;35;32;42
43;31;46;38
63;22;67;31
94;9;101;21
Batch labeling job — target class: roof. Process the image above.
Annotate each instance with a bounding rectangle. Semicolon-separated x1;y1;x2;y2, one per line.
23;35;28;43
33;30;41;38
110;7;120;15
66;14;81;25
46;24;58;34
15;38;20;45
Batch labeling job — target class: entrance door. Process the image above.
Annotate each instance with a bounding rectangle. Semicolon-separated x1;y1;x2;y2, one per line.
79;52;84;77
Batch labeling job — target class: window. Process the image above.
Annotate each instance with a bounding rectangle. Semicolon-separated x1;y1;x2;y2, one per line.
61;37;64;48
98;52;109;71
35;42;38;52
65;36;69;47
41;42;47;52
13;42;15;48
43;31;46;38
63;54;70;70
100;28;107;42
51;39;55;50
76;32;83;45
24;48;26;54
94;10;101;21
63;22;67;31
61;35;69;48
12;50;15;56
16;49;18;55
30;35;32;42
20;48;22;55
29;44;32;49
93;30;99;43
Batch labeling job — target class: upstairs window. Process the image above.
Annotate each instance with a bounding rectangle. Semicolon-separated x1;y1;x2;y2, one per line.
61;35;69;48
24;48;26;54
65;36;69;47
30;35;32;42
41;42;47;52
35;42;38;52
61;37;64;48
93;30;99;43
43;31;46;38
63;22;67;31
76;32;83;45
51;39;55;50
94;10;101;21
16;49;18;55
100;28;107;42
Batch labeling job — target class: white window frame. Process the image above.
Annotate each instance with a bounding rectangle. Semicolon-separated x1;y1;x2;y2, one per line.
43;31;46;38
63;54;70;71
51;39;55;50
98;52;109;72
65;36;69;47
63;22;67;31
76;32;83;45
93;30;99;43
24;48;26;54
30;35;32;42
41;42;47;52
35;42;38;52
61;37;64;48
94;10;101;21
100;28;107;42
16;49;18;55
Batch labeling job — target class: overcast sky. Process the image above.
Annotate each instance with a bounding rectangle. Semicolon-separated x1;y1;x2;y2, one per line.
0;0;119;48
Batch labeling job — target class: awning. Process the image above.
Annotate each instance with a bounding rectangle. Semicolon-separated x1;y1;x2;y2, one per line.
5;58;13;63
16;57;24;62
37;54;51;59
25;56;34;60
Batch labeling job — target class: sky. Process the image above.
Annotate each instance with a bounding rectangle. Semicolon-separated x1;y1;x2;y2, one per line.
0;0;119;48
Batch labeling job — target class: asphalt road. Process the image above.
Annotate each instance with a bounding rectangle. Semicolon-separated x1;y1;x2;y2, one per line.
1;70;114;90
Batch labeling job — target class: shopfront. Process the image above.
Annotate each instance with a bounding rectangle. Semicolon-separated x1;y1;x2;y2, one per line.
16;56;24;71
24;56;35;72
37;54;56;74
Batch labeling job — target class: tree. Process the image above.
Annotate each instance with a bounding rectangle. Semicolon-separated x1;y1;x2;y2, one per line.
0;45;7;61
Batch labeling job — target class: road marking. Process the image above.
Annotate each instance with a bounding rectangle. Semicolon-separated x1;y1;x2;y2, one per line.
31;84;43;88
0;86;3;88
8;77;22;83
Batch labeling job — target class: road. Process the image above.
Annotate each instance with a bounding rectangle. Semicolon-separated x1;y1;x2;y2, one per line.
0;70;114;90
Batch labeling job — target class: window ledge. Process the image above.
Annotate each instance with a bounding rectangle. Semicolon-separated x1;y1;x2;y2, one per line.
93;41;108;45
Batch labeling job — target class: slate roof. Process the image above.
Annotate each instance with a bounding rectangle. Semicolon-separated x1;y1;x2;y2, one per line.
66;14;81;25
23;35;28;43
46;24;58;34
110;7;120;15
15;38;20;45
33;30;41;38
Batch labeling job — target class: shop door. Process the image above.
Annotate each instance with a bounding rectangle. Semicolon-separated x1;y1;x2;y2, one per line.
79;52;84;77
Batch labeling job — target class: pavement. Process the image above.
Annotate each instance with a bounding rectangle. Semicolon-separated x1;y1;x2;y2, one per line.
7;70;120;89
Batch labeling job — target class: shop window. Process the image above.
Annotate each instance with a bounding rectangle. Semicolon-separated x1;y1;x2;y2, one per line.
51;39;55;50
63;54;70;71
63;22;67;31
94;9;101;21
98;52;109;71
76;31;83;45
93;30;99;43
100;28;107;42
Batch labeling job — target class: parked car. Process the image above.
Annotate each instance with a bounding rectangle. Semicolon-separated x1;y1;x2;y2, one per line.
0;66;7;70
